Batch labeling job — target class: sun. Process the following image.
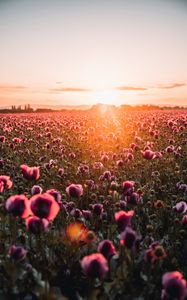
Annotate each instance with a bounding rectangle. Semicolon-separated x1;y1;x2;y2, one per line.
91;90;118;105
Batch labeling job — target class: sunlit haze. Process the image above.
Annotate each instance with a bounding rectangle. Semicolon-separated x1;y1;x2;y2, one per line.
0;0;187;107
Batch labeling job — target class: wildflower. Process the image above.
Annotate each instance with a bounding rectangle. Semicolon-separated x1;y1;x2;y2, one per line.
161;271;187;300
115;210;134;232
0;136;6;143
26;216;49;234
58;168;64;176
141;150;156;160
179;184;187;193
70;208;83;218
127;153;134;160
120;227;140;252
0;175;13;192
103;171;111;180
119;200;126;209
82;210;92;220
8;245;27;262
181;215;187;224
5;195;31;218
101;154;109;163
21;164;40;180
144;242;167;263
80;253;109;279
173;202;187;214
166;145;175;153
122;180;135;195
93;162;103;170
127;192;141;205
116;160;124;167
30;193;60;220
66;184;83;198
31;185;43;195
154;200;165;209
98;240;116;260
13;137;22;143
66;222;88;243
91;203;103;216
46;189;62;205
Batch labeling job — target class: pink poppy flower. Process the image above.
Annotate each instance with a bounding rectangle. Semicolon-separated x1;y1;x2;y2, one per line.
0;175;13;192
5;195;31;218
30;193;60;220
141;150;156;160
115;210;135;232
21;164;40;180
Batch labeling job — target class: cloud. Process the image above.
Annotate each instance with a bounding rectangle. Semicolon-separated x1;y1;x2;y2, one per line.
115;82;186;91
48;87;93;93
115;86;148;91
156;83;186;89
0;85;27;92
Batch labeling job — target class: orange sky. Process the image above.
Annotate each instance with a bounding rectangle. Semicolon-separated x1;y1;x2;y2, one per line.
0;0;187;107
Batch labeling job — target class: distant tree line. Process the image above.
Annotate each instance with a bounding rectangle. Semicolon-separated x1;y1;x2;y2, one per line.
1;104;34;113
0;103;186;114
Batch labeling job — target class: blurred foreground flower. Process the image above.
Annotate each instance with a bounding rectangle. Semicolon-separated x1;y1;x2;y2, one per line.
66;221;88;244
161;271;187;300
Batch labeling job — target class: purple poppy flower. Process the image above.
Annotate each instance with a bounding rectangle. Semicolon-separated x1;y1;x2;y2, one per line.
122;181;135;196
31;185;43;195
92;204;103;216
120;227;140;252
70;208;83;218
26;216;49;234
82;210;92;220
80;253;109;279
46;189;62;205
161;271;187;300
127;192;141;205
8;245;27;262
173;202;187;214
97;240;116;260
66;184;83;198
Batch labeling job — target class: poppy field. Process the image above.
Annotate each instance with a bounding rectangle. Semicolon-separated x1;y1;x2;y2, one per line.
0;108;187;300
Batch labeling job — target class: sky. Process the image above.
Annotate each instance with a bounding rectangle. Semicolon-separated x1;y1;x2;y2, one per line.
0;0;187;107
